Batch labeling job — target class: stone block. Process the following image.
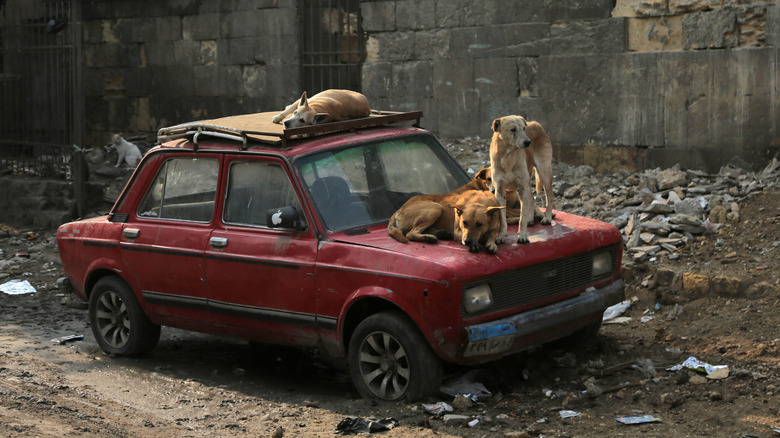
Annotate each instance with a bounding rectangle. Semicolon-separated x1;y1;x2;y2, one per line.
627;16;683;52
183;13;221;41
414;30;450;60
656;267;677;287
361;1;396;32
669;0;721;14
449;27;493;59
435;91;481;139
550;18;627;55
504;23;552;57
396;0;435;31
200;40;218;66
547;0;614;21
362;62;394;99
220;9;264;38
193;66;224;97
224;37;260;65
474;57;516;99
432;59;473;98
710;275;744;297
371;32;415;62
612;0;668;18
683;10;738;49
768;6;780;47
390;61;434;99
682;272;710;295
492;0;549;24
517;57;539;98
143;41;177;67
174;39;200;66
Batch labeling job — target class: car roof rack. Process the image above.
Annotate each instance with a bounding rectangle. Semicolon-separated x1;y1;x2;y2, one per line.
156;110;423;150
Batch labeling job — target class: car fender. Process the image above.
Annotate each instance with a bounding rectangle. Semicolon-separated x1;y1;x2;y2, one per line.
337;285;440;356
82;255;141;302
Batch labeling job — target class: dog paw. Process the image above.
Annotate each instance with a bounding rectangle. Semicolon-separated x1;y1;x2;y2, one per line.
516;235;530;244
541;217;552;225
486;243;498;254
496;233;507;244
422;235;438;244
468;244;482;253
271;115;284;124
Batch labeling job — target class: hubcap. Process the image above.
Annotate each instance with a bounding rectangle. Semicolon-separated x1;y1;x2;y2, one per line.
95;290;130;349
358;331;410;400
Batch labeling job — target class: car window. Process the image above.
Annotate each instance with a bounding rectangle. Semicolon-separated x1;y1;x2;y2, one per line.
295;134;468;230
137;157;219;222
223;161;304;227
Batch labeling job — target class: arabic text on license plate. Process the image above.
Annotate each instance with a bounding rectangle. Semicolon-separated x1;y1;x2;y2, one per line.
463;334;514;357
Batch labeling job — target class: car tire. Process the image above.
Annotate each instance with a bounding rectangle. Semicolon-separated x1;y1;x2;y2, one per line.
89;276;160;356
348;311;442;401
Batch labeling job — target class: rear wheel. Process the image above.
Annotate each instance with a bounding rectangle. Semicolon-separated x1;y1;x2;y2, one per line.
348;311;442;401
89;276;160;356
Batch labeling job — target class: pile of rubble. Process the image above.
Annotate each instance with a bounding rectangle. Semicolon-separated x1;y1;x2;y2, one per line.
443;138;780;263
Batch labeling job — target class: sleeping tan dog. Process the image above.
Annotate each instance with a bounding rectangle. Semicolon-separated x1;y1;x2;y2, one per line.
271;89;370;128
388;183;504;254
489;115;555;244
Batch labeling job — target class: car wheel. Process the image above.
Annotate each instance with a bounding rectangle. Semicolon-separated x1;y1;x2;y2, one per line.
89;276;160;356
348;311;442;401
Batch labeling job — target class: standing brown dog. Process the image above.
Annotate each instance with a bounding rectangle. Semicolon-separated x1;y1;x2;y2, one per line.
489;115;555;244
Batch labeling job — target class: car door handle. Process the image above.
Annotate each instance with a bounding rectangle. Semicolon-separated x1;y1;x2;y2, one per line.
123;228;140;239
209;237;228;248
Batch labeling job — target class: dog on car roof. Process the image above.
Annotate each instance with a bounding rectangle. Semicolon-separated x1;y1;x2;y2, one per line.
271;89;371;129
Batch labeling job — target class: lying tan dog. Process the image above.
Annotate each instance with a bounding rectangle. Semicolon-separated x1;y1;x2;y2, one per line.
388;185;504;254
272;89;370;128
489;115;555;244
474;167;555;225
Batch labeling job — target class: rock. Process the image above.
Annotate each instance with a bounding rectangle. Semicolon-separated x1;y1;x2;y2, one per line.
683;272;710;295
674;199;705;217
660;392;683;408
451;395;473;411
272;426;284;438
689;374;708;385
670;214;702;226
657;168;687;190
639;203;674;214
709;205;727;223
710;275;744;297
443;414;471;425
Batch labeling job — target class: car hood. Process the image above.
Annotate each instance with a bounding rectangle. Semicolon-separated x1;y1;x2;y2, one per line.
328;211;622;280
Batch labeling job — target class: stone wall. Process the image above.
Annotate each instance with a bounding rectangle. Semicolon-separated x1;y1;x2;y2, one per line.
361;0;779;173
80;0;300;148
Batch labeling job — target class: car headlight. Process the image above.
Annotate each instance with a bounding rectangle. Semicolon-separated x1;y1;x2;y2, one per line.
592;250;612;278
464;284;493;314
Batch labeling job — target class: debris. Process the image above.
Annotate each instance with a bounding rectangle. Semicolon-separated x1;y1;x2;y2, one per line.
334;417;398;434
451;395;473;410
421;402;453;416
50;334;84;345
667;356;729;379
467;418;479;427
442;414;470;425
603;300;632;321
559;410;581;419
440;370;492;401
1;279;36;295
616;415;662;425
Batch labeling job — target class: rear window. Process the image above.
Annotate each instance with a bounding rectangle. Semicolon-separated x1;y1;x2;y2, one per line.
137;157;219;222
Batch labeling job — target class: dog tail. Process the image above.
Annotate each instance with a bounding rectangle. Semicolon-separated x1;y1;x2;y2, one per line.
533;168;543;197
387;213;409;243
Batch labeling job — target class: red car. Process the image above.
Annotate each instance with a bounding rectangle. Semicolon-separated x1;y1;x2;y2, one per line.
57;111;624;401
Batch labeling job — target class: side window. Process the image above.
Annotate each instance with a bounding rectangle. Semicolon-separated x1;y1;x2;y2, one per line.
224;161;303;227
137;158;219;222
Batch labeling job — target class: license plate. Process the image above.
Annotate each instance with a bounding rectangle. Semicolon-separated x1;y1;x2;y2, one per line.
463;334;514;357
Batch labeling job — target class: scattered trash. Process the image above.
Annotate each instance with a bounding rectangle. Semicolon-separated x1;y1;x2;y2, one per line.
440;370;492;401
667;356;729;379
604;316;632;325
603;300;632;321
50;334;84;345
0;279;36;295
335;417;398;435
421;402;453;416
559;410;581;419
467;418;479;427
616;415;662;425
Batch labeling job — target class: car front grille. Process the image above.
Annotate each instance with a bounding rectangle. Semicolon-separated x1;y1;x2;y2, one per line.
462;245;619;317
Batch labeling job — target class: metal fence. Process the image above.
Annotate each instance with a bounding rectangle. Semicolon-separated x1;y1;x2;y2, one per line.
300;0;363;94
0;0;83;180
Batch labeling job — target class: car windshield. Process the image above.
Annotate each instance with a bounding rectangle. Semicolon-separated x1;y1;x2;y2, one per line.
295;133;470;231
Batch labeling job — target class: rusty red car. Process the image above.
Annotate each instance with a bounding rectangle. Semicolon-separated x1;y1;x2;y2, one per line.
57;111;624;401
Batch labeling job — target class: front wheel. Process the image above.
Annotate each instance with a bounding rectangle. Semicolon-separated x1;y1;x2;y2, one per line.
348;312;442;401
89;276;160;356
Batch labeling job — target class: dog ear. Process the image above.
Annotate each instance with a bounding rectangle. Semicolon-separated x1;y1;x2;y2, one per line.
492;118;501;132
487;206;505;217
313;113;331;124
298;91;308;107
475;167;490;181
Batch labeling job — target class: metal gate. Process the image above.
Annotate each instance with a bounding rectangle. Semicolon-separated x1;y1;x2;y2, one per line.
0;0;85;216
299;0;363;93
0;0;83;177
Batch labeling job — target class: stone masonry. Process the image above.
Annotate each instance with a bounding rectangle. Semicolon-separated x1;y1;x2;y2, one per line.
79;0;778;173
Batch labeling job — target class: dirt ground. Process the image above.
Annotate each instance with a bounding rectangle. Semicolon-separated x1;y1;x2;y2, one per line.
0;144;779;437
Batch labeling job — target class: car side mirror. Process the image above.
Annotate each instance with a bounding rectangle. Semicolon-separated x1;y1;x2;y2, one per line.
267;206;306;230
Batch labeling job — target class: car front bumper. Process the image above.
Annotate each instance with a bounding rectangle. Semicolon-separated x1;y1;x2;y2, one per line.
463;279;624;358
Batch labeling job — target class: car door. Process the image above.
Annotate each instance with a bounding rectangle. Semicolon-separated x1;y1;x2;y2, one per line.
120;155;220;325
204;157;321;346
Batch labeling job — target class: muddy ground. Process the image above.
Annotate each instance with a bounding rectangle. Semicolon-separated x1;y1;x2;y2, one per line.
0;141;778;437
